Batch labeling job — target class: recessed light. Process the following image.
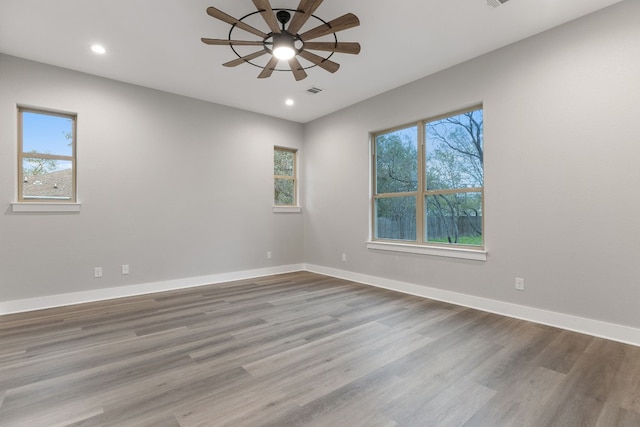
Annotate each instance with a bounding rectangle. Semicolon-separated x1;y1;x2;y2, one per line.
91;44;106;55
285;99;294;106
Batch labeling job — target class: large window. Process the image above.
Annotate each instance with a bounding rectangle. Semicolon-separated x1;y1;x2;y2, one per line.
373;106;483;248
274;147;297;206
18;107;77;202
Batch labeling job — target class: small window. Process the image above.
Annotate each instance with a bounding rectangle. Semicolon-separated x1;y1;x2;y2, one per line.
18;107;77;202
373;106;484;248
274;147;297;206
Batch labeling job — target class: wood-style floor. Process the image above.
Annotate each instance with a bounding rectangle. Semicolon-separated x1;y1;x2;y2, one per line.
1;272;639;427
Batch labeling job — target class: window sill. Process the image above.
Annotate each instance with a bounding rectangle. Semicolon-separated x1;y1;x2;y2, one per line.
11;202;81;213
366;241;487;261
273;206;302;213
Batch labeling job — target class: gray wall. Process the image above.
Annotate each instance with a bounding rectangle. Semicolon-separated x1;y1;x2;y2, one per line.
0;54;304;301
303;0;640;328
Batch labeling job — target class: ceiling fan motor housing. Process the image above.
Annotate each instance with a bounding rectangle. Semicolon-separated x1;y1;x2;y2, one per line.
276;10;291;27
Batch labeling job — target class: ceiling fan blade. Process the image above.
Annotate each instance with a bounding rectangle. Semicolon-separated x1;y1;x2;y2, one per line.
287;0;324;35
303;41;360;55
298;50;340;73
223;50;268;67
288;57;308;81
201;38;264;46
206;7;268;39
251;0;281;34
299;13;360;42
258;56;280;78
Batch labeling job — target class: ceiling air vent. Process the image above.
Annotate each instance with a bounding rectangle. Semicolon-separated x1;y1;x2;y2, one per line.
487;0;509;7
306;86;323;95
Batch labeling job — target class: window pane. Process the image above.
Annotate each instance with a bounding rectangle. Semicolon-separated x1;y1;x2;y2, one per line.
375;126;418;194
375;196;416;241
22;159;73;200
425;192;482;246
274;149;294;176
22;111;73;156
425;109;483;191
275;178;294;205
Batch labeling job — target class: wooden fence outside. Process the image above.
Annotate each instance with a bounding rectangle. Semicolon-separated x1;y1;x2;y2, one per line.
377;216;482;241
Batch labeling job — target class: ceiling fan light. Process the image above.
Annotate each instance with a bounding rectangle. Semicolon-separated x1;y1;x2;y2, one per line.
272;34;296;60
91;44;106;54
273;46;295;60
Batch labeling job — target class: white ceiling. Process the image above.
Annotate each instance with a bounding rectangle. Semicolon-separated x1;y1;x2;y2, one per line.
0;0;624;123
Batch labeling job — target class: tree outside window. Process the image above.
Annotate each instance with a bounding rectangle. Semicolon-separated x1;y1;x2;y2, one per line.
274;147;297;206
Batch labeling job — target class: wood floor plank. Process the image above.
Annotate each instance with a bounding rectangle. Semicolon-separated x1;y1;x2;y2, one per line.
0;323;230;392
533;329;594;374
281;327;434;406
263;370;407;426
173;381;292;427
0;398;104;427
596;403;640;427
243;321;395;377
472;322;561;391
381;338;502;424
304;402;398;427
463;366;566;426
1;351;196;420
406;377;496;426
99;367;251;427
416;307;492;339
24;328;137;358
0;271;638;426
536;337;628;426
605;343;640;413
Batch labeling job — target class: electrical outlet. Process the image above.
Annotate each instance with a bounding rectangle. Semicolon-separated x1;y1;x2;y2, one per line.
515;277;525;291
94;267;103;278
267;251;272;260
341;253;347;262
121;264;129;275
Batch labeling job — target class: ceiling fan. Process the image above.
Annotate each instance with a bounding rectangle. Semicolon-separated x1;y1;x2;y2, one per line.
201;0;361;81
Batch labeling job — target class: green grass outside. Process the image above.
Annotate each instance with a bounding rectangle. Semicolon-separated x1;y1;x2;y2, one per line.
428;235;483;246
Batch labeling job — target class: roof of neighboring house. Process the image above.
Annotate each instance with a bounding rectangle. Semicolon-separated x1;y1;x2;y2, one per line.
23;169;73;199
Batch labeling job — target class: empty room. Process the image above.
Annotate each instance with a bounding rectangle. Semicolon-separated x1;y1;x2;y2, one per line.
1;0;639;425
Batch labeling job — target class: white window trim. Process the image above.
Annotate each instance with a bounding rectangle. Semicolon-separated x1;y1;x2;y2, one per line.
366;240;487;261
11;202;81;213
273;206;302;213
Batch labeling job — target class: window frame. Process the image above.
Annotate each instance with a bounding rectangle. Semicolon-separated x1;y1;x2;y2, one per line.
371;105;484;252
273;146;298;207
17;106;78;203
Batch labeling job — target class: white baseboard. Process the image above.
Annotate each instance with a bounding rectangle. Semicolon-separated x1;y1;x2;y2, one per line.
304;264;640;348
3;262;639;347
0;264;305;316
